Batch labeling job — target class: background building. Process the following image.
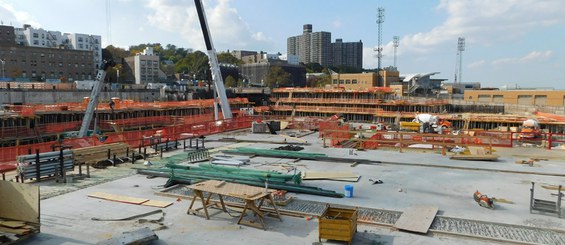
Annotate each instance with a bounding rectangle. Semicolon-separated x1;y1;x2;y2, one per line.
287;25;363;69
123;47;165;85
287;24;331;66
0;25;96;82
12;24;102;68
241;59;306;87
330;71;399;90
331;39;363;69
464;89;565;107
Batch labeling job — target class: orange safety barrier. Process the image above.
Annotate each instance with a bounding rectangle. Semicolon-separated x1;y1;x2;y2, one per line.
5;98;250;116
0;115;255;165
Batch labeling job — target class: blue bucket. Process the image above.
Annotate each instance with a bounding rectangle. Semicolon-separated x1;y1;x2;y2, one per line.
344;185;354;198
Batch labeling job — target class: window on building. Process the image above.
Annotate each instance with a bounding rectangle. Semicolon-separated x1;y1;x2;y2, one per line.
22;72;26;78
339;80;344;84
33;33;38;38
79;44;83;49
78;37;83;42
352;79;357;84
33;40;39;45
332;79;338;84
345;80;351;84
41;33;44;38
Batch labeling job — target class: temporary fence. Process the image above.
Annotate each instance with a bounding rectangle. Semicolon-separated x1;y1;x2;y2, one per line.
0;115;255;165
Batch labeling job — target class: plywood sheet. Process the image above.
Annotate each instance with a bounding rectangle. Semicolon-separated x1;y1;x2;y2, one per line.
141;200;173;208
189;180;268;200
394;206;438;234
88;192;149;205
0;181;40;224
0;221;26;228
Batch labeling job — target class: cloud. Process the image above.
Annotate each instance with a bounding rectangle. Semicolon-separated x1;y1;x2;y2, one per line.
468;60;485;69
381;0;565;56
145;0;275;52
0;1;41;27
332;19;343;29
492;50;552;65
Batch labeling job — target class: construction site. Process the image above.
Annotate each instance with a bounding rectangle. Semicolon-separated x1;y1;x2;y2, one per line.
1;80;565;244
2;1;565;245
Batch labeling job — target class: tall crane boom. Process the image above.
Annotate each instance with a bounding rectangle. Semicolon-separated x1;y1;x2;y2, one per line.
194;0;232;119
78;60;115;137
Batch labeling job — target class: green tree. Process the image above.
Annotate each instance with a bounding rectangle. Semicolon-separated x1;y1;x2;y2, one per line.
103;45;129;61
264;66;292;88
224;75;237;87
217;52;243;65
304;63;324;73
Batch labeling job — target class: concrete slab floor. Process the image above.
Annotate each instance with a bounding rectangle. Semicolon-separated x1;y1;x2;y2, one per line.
28;174;491;245
19;129;565;244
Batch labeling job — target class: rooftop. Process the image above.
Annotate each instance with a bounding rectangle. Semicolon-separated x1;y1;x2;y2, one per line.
12;127;565;244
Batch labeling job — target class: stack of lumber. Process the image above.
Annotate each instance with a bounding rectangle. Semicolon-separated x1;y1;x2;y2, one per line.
0;219;38;242
16;150;73;181
450;146;499;161
138;163;344;198
73;143;130;166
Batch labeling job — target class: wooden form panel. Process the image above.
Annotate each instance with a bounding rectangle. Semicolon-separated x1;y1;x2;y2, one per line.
394;205;438;234
0;180;40;224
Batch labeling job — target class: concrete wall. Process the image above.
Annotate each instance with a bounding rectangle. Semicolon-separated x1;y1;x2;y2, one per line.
0;90;160;104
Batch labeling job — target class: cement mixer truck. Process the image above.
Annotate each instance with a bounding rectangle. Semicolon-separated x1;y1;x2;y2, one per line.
400;113;452;133
518;119;541;139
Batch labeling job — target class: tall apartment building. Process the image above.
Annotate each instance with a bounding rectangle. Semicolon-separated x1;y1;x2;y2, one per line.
287;25;363;69
331;39;363;69
0;25;96;82
287;24;331;66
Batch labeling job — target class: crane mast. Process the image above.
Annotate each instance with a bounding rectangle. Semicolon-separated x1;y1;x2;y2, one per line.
194;0;233;120
77;60;115;138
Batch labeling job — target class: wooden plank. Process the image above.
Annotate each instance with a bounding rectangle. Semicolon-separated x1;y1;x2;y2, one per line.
0;181;40;224
141;200;173;208
394;205;438;234
450;154;499;161
88;192;149;205
0;221;26;228
0;226;29;235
